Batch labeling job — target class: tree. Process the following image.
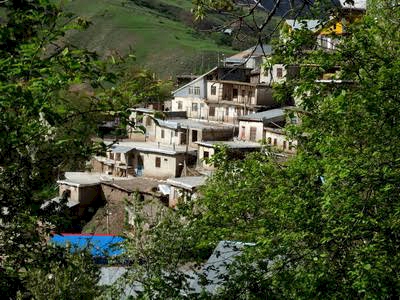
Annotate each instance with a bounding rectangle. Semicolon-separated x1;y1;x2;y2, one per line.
0;1;168;298
119;0;400;298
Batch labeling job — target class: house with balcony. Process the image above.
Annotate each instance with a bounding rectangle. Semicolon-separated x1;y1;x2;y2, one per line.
238;108;297;153
91;141;197;179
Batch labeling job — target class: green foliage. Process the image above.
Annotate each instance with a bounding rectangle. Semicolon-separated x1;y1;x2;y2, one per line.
0;0;169;298
120;1;400;298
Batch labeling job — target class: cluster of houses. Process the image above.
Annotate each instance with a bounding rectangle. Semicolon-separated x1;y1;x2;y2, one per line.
54;0;366;235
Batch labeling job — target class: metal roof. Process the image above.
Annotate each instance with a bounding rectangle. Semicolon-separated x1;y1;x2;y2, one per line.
157;118;235;131
239;108;285;122
196;140;262;149
109;145;135;154
166;176;207;190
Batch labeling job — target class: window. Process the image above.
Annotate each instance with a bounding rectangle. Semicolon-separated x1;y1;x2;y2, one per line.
192;103;198;112
175;131;178;137
267;137;272;144
242;90;246;98
277;67;283;78
177;101;182;110
109;152;114;160
203;151;209;159
233;88;238;98
115;153;121;161
225;107;229;116
209;106;215;117
145;116;152;126
192;130;198;142
188;86;193;94
211;86;216;95
155;157;161;168
194;86;200;95
274;138;278;146
250;127;257;141
161;129;165;139
289;141;293;150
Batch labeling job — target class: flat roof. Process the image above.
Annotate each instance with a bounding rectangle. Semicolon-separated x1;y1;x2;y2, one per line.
57;172;103;187
106;141;197;156
239;108;285;122
166;176;207;190
104;177;164;194
157;118;235;131
196;140;261;149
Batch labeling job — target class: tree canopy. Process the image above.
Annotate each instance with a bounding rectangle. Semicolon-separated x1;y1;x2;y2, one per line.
117;0;400;298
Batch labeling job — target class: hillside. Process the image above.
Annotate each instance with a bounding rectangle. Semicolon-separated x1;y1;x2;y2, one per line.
63;0;238;78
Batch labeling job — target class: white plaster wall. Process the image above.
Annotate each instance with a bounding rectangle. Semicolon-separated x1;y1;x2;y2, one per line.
238;120;264;141
264;130;297;153
260;63;287;85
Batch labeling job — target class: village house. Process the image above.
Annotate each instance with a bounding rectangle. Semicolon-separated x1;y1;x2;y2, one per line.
56;172;104;219
171;46;280;124
196;140;262;171
91;141;197;179
163;176;207;207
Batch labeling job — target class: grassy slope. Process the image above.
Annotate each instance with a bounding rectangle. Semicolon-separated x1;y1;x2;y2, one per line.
64;0;235;78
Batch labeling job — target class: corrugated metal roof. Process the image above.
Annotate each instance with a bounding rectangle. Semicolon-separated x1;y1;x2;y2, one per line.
196;140;262;149
110;145;135;153
239;108;285;122
167;176;207;190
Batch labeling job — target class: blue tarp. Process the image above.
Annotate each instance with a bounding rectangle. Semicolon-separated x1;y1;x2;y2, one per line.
51;234;125;257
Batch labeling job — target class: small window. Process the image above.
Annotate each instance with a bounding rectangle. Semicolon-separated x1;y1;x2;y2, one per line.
267;137;272;144
194;86;200;95
177;101;182;110
115;153;121;161
203;151;209;159
192;130;198;142
277;67;283;78
274;138;278;146
225;107;229;116
188;86;194;94
155;157;161;168
211;86;216;95
192;103;198;112
249;127;257;141
109;152;114;160
209;106;215;117
161;129;165;139
233;88;238;98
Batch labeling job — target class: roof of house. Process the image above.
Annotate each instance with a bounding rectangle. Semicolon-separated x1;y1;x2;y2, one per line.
166;176;207;190
172;67;217;95
238;108;286;122
227;44;272;60
156;118;236;131
190;240;255;294
104;177;164;194
257;0;366;17
285;19;322;31
57;172;103;187
196;140;262;149
106;141;197;156
51;234;125;256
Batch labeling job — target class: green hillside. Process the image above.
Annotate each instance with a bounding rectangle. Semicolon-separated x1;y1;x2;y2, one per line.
63;0;237;78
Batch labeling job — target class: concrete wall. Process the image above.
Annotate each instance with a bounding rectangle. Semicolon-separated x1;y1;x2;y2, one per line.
238;120;264;142
264;129;297;153
197;145;216;170
173;77;207;98
171;97;208;119
154;126;184;145
141;152;186;178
